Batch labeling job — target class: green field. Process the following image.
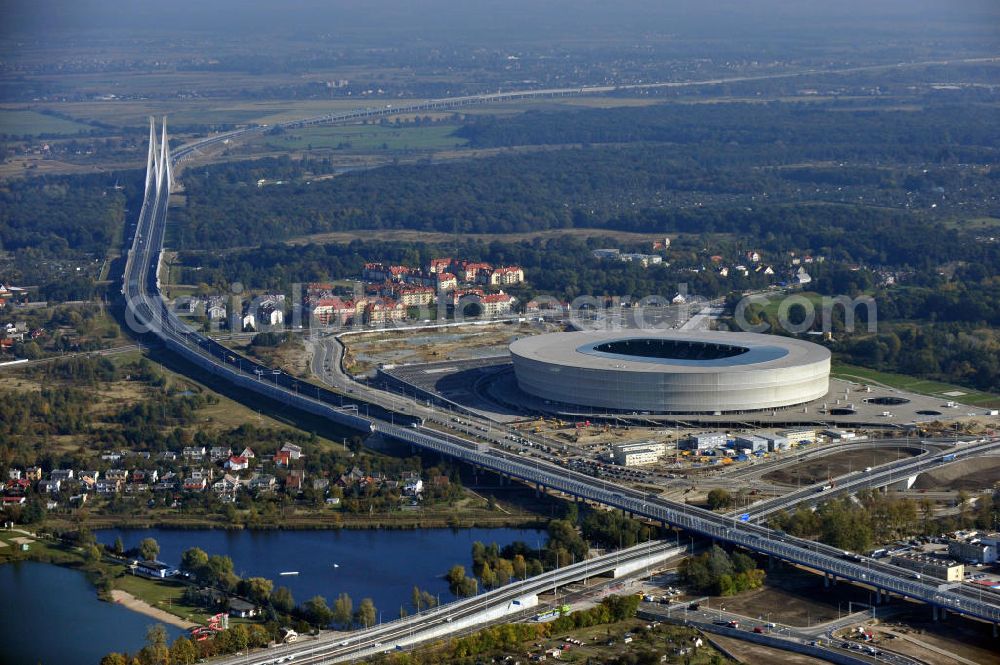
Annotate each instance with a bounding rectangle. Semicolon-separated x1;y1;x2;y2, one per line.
265;123;467;152
113;573;207;623
758;291;826;319
832;361;1000;407
0;109;93;136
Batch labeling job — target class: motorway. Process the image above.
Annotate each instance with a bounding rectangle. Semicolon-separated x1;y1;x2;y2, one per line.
641;601;919;665
212;540;679;665
737;439;996;520
121;91;1000;661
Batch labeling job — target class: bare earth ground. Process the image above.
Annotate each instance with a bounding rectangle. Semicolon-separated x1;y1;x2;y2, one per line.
707;564;879;627
708;635;829;665
763;447;919;486
110;590;197;630
911;457;1000;491
864;611;1000;665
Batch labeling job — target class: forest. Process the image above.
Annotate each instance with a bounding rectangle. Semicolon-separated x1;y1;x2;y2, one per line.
454;100;999;163
173;95;1000;251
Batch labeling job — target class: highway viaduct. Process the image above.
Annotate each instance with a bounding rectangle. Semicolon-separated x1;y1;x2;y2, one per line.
121;102;1000;661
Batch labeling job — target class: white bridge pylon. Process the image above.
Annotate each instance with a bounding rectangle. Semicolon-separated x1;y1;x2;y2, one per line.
144;116;172;198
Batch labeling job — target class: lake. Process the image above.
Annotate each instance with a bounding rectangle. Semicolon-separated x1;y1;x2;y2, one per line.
1;527;542;665
0;560;185;665
96;527;544;617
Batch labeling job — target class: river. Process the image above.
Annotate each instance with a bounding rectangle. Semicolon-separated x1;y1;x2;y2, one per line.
0;527;543;665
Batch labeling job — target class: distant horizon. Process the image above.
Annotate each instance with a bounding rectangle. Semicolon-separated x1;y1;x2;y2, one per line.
3;0;999;44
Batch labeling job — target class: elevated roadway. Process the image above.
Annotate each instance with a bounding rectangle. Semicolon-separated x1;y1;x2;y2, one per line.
212;540;681;665
120;101;1000;662
736;440;997;520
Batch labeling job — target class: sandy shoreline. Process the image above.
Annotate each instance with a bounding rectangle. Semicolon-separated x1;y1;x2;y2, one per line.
110;589;199;630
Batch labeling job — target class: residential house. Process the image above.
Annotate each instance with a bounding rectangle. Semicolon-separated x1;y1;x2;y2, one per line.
248;475;276;493
136;560;178;579
259;303;283;327
428;258;453;274
38;480;61;493
212;474;242;497
25;467;43;482
285;469;307;493
479;292;516;317
96;480;122;495
434;272;458;293
312;478;330;492
8;469;22;481
183;446;207;460
364;298;406;325
209;446;232;462
239;447;255;459
183;477;208;492
206;296;227;320
50;469;74;483
482;266;524;286
131;470;158;484
228;598;259;618
395;286;435;307
310;297;361;326
403;477;424;496
154;479;178;492
105;469;129;482
458;261;491;282
226;456;249;472
363;263;411;283
279;443;303;460
241;309;256;331
78;471;100;488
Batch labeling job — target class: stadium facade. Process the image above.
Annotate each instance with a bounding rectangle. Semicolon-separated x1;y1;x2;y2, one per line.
509;330;830;414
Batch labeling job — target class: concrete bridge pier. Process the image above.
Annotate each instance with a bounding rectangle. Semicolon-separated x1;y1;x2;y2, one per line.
824;573;831;588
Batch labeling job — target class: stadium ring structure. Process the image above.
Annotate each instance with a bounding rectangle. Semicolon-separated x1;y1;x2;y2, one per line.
509;330;831;414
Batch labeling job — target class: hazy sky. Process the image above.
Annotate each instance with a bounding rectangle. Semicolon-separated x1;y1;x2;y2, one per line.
3;0;998;42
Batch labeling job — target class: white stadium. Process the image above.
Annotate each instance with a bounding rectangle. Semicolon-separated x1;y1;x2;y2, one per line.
509;330;831;414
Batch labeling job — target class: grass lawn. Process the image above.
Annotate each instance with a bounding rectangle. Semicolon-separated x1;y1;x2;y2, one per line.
758;291;826;320
0;109;93;136
832;361;1000;407
264;123;467;152
113;572;207;622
